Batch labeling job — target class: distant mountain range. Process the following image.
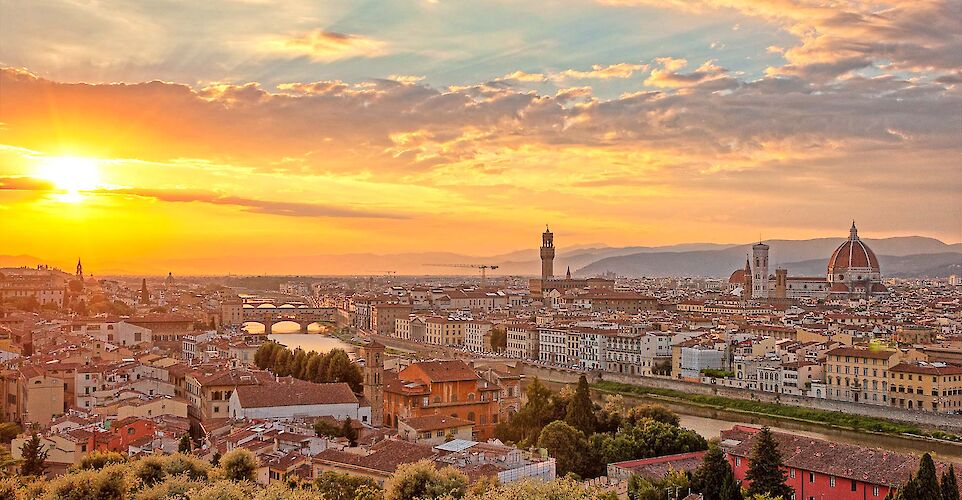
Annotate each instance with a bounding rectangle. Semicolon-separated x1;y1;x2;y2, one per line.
576;237;962;279
3;236;959;277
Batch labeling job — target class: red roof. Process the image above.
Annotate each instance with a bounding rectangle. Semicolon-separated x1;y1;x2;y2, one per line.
828;229;879;273
729;269;748;284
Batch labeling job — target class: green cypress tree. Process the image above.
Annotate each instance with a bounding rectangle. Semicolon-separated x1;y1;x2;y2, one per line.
341;417;358;447
19;434;47;477
942;465;959;500
564;375;596;435
894;478;920;500
178;434;192;453
694;443;736;500
719;471;744;500
744;427;793;499
916;453;942;500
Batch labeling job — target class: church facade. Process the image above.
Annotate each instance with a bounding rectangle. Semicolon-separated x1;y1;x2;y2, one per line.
729;223;886;301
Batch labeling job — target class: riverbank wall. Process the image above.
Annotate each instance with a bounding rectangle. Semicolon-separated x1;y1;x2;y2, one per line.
521;364;962;433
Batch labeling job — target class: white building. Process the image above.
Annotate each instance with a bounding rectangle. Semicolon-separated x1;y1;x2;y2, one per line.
679;346;725;379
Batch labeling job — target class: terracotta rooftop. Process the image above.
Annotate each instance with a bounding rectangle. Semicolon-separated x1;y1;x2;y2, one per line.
400;415;473;432
235;379;358;408
721;425;956;488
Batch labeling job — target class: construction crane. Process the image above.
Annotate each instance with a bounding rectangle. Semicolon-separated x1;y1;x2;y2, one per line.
425;264;500;287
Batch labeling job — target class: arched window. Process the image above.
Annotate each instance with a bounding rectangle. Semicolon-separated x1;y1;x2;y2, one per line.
468;393;475;402
467;412;475;422
434;396;441;403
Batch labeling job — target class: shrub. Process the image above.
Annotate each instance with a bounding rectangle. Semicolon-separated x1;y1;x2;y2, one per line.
219;449;258;482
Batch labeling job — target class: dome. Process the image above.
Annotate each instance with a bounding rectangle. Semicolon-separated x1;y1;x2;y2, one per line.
827;222;879;274
729;268;748;284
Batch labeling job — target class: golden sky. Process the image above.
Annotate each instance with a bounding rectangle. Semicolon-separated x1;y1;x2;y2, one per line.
1;0;960;274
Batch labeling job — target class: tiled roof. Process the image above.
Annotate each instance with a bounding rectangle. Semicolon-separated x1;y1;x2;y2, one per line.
825;347;898;360
235;380;358;408
406;360;479;383
314;439;436;473
722;426;955;487
400;415;472;432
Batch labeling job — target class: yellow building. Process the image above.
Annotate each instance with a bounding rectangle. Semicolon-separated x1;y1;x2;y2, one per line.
824;346;900;405
888;362;962;412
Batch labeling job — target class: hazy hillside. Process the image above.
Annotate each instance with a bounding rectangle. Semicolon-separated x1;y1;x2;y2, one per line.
576;237;962;278
782;253;962;279
5;236;958;276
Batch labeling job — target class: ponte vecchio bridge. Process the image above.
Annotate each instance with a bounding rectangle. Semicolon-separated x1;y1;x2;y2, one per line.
242;303;337;334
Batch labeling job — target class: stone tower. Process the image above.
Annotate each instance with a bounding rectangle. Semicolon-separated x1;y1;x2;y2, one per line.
140;278;150;305
76;258;83;279
540;225;555;281
743;255;752;300
362;340;385;427
773;268;788;299
751;242;770;299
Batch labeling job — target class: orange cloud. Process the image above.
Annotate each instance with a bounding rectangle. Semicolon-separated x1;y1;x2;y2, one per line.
601;0;962;80
261;30;386;62
644;58;730;88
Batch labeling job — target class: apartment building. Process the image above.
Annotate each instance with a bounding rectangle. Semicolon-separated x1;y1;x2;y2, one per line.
888;362;962;413
506;324;539;360
824;346;900;405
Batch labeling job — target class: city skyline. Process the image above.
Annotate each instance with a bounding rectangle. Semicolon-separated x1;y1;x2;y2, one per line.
2;0;960;273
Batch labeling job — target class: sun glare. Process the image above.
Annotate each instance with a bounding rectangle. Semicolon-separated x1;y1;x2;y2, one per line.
37;156;102;202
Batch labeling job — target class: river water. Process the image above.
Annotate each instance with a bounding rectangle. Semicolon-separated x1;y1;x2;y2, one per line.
267;334;355;354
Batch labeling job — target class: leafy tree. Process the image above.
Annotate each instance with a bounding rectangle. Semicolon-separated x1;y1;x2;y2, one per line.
462;476;611;499
314;471;381;500
211;451;222;467
744;427;792;500
537;421;589;478
495;377;556;447
325;349;363;392
314;419;343;439
272;349;293;377
942;465;959;500
304;352;321;382
489;328;507;352
565;375;597;435
220;449;258;482
19;434;47;477
291;348;307;379
133;455;167;487
591;418;707;467
75;450;126;470
0;422;21;444
624;404;680;427
693;443;737;500
916;453;942;500
341;417;358;447
384;459;468;500
179;434;193;453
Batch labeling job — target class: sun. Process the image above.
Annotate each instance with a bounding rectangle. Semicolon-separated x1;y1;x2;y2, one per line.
37;156;102;202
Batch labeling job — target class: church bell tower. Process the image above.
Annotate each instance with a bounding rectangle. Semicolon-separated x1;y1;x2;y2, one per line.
362;341;385;427
540;225;555;281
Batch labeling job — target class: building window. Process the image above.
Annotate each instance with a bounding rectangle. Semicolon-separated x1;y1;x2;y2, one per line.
830;476;836;487
735;457;741;467
851;479;857;492
873;486;880;496
810;472;815;483
790;469;795;478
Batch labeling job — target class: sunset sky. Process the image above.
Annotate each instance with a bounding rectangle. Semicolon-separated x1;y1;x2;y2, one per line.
1;0;960;274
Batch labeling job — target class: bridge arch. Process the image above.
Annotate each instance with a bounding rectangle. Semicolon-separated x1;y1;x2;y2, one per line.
242;321;268;333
